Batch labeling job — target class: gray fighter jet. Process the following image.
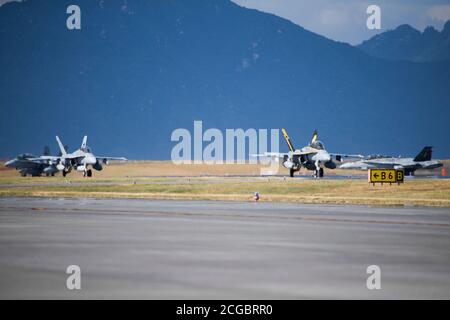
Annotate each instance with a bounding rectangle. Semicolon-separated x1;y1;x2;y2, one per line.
340;146;442;175
46;135;127;177
4;147;60;177
255;129;363;177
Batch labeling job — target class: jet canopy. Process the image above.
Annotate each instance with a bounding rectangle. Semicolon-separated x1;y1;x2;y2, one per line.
310;140;325;150
81;146;92;153
17;153;36;160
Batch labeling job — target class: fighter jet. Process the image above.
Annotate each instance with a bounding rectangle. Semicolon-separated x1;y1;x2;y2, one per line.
56;135;127;177
4;147;60;177
34;135;127;177
255;129;363;177
340;146;442;175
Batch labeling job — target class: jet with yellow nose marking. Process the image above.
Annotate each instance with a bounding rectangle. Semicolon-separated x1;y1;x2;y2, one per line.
255;129;363;177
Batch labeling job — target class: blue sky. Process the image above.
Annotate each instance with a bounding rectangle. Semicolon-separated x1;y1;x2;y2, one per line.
232;0;450;44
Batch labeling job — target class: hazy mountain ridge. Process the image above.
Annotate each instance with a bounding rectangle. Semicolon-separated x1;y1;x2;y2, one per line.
358;21;450;62
0;0;449;159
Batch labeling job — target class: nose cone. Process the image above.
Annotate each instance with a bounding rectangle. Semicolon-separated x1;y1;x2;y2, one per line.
4;159;16;167
86;155;97;165
339;162;350;169
322;152;331;162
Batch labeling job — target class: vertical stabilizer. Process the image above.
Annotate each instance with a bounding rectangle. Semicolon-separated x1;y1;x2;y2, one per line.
56;136;67;156
311;130;318;144
413;146;433;162
281;128;295;152
81;136;88;150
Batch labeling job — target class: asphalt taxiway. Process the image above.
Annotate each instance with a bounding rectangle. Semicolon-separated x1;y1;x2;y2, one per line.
0;197;449;299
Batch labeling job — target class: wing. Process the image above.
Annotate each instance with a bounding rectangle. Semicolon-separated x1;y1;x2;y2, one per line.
251;152;288;158
363;161;401;168
252;150;315;158
292;149;317;156
96;157;127;161
27;156;61;163
330;153;365;160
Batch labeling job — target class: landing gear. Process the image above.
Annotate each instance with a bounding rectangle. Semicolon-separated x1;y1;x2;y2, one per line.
290;168;295;177
84;169;92;177
313;168;324;178
62;170;67;177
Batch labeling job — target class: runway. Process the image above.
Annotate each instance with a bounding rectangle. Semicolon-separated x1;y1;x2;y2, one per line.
0;197;449;299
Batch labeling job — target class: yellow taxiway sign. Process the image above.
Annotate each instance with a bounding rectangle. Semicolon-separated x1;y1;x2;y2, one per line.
368;169;404;185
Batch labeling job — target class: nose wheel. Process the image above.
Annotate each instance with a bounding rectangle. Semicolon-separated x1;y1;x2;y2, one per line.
83;169;92;177
314;168;324;178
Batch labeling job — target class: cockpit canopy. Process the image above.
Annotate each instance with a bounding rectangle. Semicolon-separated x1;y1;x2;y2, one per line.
17;153;35;160
310;140;325;150
81;146;92;153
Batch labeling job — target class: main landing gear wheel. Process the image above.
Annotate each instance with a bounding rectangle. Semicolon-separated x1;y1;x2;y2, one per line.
319;168;324;178
290;169;295;177
87;169;92;177
62;171;67;177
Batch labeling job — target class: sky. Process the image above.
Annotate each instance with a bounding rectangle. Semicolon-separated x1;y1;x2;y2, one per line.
1;0;450;44
232;0;450;44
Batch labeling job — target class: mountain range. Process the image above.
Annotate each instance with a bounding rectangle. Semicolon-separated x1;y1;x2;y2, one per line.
0;0;449;159
358;21;450;62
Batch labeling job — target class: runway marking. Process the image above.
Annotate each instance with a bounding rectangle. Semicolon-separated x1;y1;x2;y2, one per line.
1;205;450;228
